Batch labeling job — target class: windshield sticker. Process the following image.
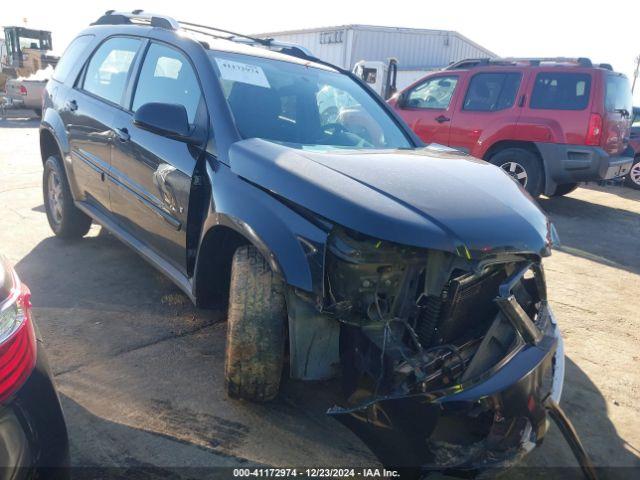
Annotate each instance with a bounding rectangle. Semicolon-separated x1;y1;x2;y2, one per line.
215;58;270;88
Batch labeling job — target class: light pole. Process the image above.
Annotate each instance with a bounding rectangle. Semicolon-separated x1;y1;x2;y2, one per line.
632;55;640;94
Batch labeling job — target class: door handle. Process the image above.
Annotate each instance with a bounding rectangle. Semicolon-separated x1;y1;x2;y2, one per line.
114;127;130;142
435;115;450;124
66;99;78;112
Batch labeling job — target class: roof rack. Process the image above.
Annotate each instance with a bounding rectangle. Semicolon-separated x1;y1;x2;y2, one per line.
91;10;316;61
445;57;595;70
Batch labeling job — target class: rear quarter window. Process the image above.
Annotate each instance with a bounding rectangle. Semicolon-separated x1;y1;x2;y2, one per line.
605;75;632;113
52;35;94;83
530;72;591;110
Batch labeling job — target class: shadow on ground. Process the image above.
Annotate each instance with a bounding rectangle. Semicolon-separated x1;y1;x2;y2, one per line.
539;189;640;275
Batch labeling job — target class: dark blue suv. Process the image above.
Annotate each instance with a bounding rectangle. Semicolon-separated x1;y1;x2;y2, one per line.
40;10;570;474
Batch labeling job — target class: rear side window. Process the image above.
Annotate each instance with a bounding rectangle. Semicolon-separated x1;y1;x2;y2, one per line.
530;72;591;110
82;37;141;105
132;43;202;123
463;72;522;111
52;35;94;82
605;75;632;113
405;76;458;109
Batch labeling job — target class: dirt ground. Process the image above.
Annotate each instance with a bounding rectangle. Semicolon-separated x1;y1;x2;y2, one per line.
1;116;639;478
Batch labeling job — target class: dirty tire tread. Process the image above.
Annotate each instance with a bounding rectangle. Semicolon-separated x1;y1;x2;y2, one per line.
489;147;543;198
43;155;92;239
549;182;579;197
225;245;286;402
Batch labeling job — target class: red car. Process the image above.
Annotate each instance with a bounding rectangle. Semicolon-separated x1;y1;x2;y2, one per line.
389;58;634;197
625;106;640;189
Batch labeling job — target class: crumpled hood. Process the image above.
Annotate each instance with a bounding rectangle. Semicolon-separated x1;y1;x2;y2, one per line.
228;139;551;257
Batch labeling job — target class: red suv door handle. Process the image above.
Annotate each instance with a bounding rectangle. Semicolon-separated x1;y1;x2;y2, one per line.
435;115;450;123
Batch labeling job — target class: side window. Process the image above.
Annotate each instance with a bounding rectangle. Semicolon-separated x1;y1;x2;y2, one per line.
132;43;202;124
405;76;458;109
82;37;141;105
463;73;522;112
52;35;94;83
530;72;591;110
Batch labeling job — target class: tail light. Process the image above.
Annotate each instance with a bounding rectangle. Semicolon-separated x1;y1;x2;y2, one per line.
18;85;28;96
585;113;602;146
0;279;37;403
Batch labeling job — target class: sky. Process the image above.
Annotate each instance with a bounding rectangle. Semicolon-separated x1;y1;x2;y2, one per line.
3;0;640;101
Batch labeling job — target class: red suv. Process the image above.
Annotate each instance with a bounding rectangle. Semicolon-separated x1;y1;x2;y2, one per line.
389;58;634;197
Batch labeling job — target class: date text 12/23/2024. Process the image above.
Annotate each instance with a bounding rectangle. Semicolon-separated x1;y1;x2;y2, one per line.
233;469;400;478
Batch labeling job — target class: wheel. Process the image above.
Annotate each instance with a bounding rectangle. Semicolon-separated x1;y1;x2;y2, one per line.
34;108;42;118
624;158;640;190
225;245;286;402
489;148;543;197
549;182;579;197
43;155;92;239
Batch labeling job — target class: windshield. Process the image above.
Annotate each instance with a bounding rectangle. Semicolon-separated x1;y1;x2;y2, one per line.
209;51;412;150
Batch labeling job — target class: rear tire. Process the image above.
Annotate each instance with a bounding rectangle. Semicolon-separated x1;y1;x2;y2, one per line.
489;147;543;198
43;155;92;239
549;182;579;197
624;157;640;190
225;245;286;402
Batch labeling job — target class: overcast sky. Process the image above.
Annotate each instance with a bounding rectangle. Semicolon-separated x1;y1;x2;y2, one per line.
4;0;639;101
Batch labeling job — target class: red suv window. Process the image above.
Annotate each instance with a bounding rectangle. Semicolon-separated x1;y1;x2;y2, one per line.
530;72;591;110
462;72;522;112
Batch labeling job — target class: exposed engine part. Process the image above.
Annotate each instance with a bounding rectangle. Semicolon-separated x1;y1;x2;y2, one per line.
325;227;547;406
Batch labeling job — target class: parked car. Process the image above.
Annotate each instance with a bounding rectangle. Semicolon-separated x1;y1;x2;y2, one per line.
625;106;640;189
389;58;635;198
40;11;568;473
0;255;69;477
4;76;46;116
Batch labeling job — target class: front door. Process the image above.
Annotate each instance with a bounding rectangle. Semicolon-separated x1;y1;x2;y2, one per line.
394;74;459;145
109;42;206;273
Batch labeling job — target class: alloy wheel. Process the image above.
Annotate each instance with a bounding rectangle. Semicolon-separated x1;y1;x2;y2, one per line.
500;161;528;188
47;170;64;225
629;162;640;187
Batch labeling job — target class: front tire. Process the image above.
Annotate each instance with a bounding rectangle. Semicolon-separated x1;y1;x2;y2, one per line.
225;245;286;402
549;182;579;197
43;155;92;239
489;148;543;197
624;157;640;190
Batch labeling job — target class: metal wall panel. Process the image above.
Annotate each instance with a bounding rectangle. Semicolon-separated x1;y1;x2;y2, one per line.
258;25;496;71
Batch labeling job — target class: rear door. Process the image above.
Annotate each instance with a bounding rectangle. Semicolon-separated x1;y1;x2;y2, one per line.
109;41;206;273
62;36;143;213
516;70;593;145
394;73;460;145
448;70;524;155
603;73;633;155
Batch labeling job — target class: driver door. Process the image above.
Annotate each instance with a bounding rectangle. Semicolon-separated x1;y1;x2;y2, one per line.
395;74;459;145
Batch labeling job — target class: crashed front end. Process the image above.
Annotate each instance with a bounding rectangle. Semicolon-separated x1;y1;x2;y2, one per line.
291;227;564;474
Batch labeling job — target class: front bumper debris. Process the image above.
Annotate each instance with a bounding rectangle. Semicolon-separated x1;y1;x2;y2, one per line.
328;305;566;475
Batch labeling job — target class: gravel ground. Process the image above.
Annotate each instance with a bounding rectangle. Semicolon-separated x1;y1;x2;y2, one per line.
1;117;638;478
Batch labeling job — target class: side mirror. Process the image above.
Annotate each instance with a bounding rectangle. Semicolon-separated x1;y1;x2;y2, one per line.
133;102;196;143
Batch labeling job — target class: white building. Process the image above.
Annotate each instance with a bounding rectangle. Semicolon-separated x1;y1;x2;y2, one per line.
256;24;497;72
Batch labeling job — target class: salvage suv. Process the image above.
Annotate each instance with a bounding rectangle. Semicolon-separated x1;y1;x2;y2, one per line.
390;58;634;197
40;11;568;473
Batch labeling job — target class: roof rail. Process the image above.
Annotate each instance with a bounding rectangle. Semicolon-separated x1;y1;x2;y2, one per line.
92;10;180;30
91;11;316;61
445;57;595;70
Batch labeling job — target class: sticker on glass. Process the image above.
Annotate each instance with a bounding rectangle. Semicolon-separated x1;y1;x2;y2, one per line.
215;58;270;88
